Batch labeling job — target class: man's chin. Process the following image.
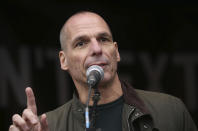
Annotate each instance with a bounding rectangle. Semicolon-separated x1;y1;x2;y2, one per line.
97;76;113;87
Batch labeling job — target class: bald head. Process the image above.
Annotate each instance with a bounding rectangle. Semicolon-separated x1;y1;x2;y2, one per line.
59;11;112;50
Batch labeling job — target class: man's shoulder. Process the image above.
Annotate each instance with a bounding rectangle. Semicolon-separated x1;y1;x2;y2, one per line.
134;89;186;115
44;99;74;130
46;99;73;117
133;90;198;131
135;89;179;100
135;89;183;107
45;99;73;124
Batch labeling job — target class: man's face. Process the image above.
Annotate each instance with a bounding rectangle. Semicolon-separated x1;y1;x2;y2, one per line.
59;13;120;87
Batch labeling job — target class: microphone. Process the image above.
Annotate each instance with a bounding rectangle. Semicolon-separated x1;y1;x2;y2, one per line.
85;65;103;130
86;65;104;88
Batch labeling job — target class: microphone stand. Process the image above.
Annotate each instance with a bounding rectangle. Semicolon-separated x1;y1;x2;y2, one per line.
91;88;100;128
85;85;102;131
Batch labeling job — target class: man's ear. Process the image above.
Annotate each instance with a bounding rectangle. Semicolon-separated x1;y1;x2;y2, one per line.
59;51;68;70
114;42;121;62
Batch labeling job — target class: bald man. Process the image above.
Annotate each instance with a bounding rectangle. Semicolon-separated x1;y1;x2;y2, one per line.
9;11;197;131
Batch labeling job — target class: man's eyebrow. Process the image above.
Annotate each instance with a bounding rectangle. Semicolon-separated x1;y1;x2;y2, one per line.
98;32;112;39
72;35;88;43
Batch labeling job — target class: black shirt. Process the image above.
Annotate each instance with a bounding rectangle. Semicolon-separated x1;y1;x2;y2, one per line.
90;96;124;131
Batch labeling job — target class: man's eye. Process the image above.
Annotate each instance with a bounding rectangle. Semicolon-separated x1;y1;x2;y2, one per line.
99;37;109;42
76;41;85;47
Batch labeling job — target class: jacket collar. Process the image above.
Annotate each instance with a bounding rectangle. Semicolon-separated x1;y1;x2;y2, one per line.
121;80;150;114
121;80;158;130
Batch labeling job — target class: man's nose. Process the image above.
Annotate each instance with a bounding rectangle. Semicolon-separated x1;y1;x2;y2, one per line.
90;39;102;56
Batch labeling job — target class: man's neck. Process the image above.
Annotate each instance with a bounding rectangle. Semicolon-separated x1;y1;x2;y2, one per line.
75;74;123;105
